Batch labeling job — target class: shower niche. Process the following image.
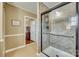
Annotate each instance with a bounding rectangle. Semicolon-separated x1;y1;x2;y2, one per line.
41;3;78;57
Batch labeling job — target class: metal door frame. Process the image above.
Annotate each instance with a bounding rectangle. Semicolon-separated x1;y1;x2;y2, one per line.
41;2;79;57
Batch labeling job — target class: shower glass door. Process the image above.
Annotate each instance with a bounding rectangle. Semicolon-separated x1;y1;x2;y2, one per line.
41;3;77;57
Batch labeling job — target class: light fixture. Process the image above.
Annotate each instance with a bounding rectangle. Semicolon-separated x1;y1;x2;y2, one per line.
55;11;61;16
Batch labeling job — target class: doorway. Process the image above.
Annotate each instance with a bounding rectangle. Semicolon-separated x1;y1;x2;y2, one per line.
24;16;36;45
25;26;31;44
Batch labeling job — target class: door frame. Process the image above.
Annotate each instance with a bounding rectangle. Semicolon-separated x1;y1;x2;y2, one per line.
24;16;36;45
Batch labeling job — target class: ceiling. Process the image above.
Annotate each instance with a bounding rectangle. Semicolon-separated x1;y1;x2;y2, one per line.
43;2;60;8
7;2;37;14
7;2;61;15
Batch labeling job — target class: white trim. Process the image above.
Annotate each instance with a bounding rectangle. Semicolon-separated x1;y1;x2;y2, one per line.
24;16;37;45
3;7;6;57
36;2;40;53
4;34;25;37
5;45;26;53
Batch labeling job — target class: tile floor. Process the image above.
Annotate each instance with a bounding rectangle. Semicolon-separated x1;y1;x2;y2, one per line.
43;46;74;57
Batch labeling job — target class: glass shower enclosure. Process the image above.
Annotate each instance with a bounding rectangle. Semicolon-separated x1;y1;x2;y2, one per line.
41;2;79;57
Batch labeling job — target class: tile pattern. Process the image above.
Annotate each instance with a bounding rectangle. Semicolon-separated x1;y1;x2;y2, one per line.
50;35;76;56
42;34;50;50
43;46;74;57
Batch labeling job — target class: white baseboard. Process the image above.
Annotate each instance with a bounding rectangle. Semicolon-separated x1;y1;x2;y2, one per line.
5;45;26;53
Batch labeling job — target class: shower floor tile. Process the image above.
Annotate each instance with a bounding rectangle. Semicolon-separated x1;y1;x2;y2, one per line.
43;46;74;57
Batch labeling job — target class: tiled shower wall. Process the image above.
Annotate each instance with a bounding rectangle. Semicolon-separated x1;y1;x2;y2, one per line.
42;34;50;50
50;35;76;55
41;2;77;57
49;3;76;56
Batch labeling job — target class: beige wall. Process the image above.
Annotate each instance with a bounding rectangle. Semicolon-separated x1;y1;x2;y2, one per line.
5;35;24;50
4;3;37;50
0;2;48;54
4;3;36;35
